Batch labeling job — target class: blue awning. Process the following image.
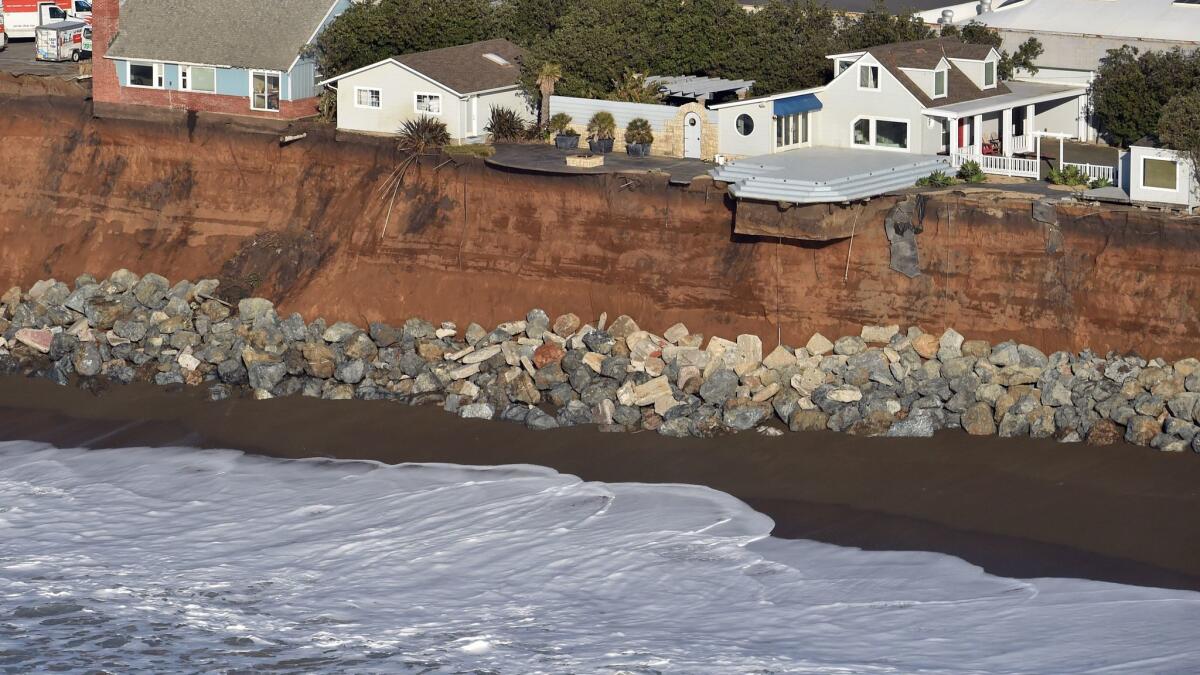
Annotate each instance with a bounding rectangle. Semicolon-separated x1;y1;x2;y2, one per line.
774;93;822;117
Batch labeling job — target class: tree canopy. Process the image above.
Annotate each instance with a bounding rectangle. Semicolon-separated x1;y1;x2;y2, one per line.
1091;46;1200;147
313;0;1037;109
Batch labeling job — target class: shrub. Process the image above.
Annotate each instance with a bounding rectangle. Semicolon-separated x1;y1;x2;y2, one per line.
1048;164;1090;186
485;106;526;142
397;116;450;156
624;118;654;145
549;112;575;136
587;111;616;141
916;170;953;188
317;89;337;124
1089;176;1113;189
957;160;986;183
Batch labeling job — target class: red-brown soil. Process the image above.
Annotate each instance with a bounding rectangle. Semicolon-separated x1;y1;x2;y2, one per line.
2;85;1199;357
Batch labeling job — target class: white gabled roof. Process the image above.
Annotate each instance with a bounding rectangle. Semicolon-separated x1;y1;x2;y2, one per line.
971;0;1200;44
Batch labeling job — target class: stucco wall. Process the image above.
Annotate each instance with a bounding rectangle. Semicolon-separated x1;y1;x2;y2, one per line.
1032;98;1078;136
715;101;775;159
999;29;1198;74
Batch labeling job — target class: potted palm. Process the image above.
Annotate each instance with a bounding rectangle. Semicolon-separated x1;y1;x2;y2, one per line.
624;118;654;157
550;112;579;150
586;111;616;153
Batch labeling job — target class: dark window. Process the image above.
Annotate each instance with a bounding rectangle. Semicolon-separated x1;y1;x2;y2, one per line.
735;114;754;136
129;63;155;87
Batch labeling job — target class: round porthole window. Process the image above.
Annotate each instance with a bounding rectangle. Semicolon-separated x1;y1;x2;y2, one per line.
736;114;754;136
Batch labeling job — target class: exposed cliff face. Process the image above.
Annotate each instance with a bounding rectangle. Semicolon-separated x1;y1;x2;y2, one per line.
2;87;1200;357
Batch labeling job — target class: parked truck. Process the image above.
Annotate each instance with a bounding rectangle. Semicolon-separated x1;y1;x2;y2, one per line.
1;10;8;51
0;0;90;40
35;19;87;61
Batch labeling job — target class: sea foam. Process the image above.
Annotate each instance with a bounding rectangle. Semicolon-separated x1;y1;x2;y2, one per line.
1;440;1197;673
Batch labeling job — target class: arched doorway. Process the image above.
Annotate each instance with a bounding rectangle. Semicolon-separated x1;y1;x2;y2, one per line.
683;112;702;158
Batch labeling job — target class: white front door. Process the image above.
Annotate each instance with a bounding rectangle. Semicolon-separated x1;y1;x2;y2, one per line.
683;112;702;158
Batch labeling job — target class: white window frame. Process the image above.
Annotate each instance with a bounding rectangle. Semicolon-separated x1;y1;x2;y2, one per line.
836;59;854;76
354;86;382;109
933;69;947;99
857;64;880;91
414;92;442;115
774;111;809;151
126;61;163;89
1140;156;1179;192
849;115;910;153
250;70;282;112
983;60;997;88
180;65;217;93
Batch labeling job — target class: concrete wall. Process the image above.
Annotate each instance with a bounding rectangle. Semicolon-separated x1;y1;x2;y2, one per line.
1129;146;1199;208
335;61;464;138
814;53;925;153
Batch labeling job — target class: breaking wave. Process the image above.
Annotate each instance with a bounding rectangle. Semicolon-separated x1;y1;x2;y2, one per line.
1;441;1198;673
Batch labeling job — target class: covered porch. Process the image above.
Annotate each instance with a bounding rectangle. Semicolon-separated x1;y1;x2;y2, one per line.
926;82;1089;179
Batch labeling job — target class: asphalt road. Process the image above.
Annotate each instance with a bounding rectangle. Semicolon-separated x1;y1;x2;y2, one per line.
0;38;84;77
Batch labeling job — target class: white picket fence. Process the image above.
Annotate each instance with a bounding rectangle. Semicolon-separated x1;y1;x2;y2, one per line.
951;152;1040;179
1012;134;1032;155
1063;161;1118;184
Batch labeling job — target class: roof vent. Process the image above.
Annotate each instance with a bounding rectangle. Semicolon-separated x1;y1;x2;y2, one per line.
482;53;511;66
940;9;955;23
978;0;992;13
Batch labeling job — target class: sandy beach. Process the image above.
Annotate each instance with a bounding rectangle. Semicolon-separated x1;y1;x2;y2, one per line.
1;374;1197;592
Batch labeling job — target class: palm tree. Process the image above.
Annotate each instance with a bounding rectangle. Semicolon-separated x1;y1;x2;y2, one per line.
536;62;562;129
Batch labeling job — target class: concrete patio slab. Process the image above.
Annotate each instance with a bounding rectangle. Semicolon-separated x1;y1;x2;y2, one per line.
486;143;714;184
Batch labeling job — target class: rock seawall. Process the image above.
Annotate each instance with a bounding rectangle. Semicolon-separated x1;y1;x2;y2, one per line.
4;270;1199;451
2;91;1200;359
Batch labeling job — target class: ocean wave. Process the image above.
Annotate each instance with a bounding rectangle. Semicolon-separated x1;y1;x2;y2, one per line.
1;440;1197;673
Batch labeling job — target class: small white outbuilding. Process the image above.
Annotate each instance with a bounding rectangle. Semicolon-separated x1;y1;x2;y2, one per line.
319;39;533;142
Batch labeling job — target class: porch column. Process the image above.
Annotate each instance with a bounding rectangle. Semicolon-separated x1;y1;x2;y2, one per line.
1002;108;1013;157
973;113;984;156
1077;94;1088;140
1026;103;1036;134
1059;135;1065;171
948;117;958;158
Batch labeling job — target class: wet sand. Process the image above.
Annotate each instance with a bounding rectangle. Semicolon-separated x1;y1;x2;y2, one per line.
1;374;1198;592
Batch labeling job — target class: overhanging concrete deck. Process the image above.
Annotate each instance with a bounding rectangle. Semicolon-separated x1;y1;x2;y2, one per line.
711;147;951;204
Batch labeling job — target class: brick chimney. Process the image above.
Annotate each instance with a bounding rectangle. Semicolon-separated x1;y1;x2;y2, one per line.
91;0;121;106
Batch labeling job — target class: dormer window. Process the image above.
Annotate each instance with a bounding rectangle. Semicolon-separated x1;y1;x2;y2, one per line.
837;59;854;76
934;70;947;98
984;61;996;87
859;65;880;90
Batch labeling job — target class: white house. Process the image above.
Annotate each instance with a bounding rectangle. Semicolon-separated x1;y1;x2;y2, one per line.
965;0;1200;141
710;37;1089;204
713;38;1085;167
319;39;533;142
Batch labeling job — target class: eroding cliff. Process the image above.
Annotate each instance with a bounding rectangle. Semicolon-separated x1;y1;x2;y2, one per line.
2;88;1199;357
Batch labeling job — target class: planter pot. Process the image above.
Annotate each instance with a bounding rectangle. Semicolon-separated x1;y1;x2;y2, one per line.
626;142;651;158
555;134;580;150
588;138;614;154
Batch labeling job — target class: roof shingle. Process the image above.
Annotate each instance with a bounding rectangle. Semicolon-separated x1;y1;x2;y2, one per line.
866;38;1009;107
395;39;525;95
107;0;336;72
